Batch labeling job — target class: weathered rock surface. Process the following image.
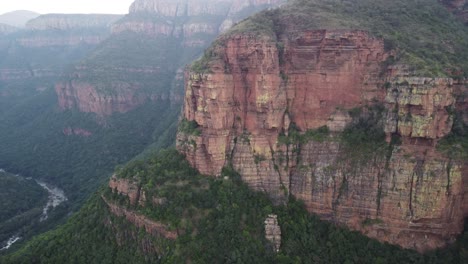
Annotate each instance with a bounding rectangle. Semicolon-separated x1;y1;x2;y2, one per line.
106;176;178;242
109;175;145;206
58;0;284;116
115;0;285;45
56;79;157;116
103;196;178;240
264;214;281;252
177;29;468;252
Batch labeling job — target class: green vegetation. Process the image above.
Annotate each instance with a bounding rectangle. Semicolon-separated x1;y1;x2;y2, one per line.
0;171;47;224
178;119;201;136
190;46;220;73
219;0;468;77
341;104;387;152
0;171;48;248
0;88;179;208
1;192;160;263
437;110;468;160
4;149;468;263
361;218;384;227
278;124;330;145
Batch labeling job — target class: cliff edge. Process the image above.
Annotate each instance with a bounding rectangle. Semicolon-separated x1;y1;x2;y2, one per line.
177;0;468;252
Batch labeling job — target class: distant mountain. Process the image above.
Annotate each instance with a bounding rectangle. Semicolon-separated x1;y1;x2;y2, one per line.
0;23;17;34
26;14;122;30
0;10;40;28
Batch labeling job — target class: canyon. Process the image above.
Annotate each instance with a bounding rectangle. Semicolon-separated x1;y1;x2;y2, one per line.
177;28;468;252
0;13;119;96
56;0;285;116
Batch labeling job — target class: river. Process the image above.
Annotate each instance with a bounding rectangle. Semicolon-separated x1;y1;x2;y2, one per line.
0;170;67;250
36;181;68;222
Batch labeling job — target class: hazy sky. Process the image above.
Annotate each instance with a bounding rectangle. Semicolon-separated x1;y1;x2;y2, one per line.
0;0;135;15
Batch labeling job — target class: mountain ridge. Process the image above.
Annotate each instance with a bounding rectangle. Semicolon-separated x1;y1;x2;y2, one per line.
0;10;40;28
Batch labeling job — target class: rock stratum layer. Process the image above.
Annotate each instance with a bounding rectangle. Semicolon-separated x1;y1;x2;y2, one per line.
106;176;178;240
0;14;119;101
57;0;284;116
10;14;121;48
177;29;468;252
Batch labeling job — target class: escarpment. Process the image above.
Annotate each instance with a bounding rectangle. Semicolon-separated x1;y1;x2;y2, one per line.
177;21;468;252
0;14;119;99
56;0;284;116
15;14;121;47
106;175;178;240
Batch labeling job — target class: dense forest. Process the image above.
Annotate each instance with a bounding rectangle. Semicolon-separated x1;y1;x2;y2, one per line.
3;149;467;263
0;171;48;249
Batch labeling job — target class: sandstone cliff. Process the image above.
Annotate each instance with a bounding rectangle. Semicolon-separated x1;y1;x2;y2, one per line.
106;175;178;240
103;196;177;240
57;0;284;116
177;21;468;253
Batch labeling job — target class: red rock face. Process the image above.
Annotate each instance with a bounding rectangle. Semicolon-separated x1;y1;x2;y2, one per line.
55;79;159;116
108;175;144;206
177;30;468;252
106;176;178;241
181;30;387;176
103;196;178;240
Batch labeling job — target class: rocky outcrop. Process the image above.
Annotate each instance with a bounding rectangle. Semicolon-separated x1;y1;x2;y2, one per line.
177;29;468;252
384;77;455;141
115;0;284;46
106;176;177;241
108;175;145;206
103;196;178;240
56;79;158;116
264;214;281;252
